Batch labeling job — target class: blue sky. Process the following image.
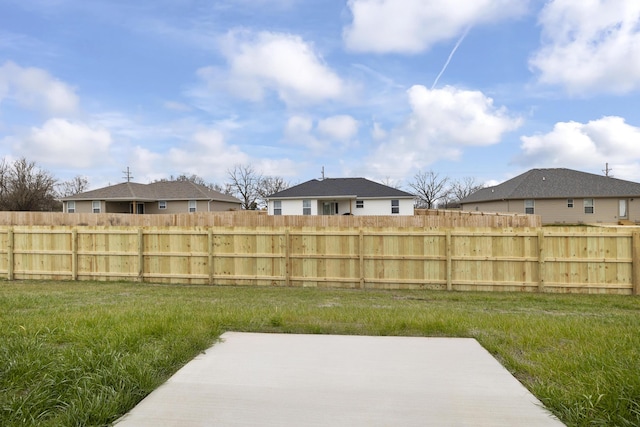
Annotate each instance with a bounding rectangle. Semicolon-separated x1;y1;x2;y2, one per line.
2;0;640;191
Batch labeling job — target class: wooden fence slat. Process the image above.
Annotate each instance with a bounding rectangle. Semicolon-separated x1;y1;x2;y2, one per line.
7;227;14;281
446;230;452;291
633;232;640;296
538;230;545;292
359;229;364;289
285;229;291;287
71;228;78;280
138;228;144;281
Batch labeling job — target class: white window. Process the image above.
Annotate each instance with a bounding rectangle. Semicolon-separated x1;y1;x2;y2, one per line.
188;200;197;212
391;199;399;214
159;201;167;210
525;200;534;214
567;199;573;208
67;201;75;213
273;200;282;215
302;200;311;215
356;200;364;208
584;198;594;214
92;201;101;213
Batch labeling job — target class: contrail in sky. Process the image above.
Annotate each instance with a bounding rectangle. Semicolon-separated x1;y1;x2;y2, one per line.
431;26;472;89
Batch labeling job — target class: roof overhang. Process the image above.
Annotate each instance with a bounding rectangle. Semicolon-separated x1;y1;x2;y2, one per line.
267;195;414;201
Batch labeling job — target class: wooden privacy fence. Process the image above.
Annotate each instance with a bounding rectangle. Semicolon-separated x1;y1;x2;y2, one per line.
0;210;541;228
0;226;638;294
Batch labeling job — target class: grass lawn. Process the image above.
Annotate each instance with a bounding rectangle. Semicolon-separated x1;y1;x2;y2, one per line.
1;281;639;426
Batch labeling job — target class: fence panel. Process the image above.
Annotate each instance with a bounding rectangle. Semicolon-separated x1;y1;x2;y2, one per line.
0;225;636;294
0;210;541;228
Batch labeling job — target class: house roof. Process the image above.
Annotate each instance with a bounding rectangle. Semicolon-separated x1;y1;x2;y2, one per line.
461;168;640;204
62;181;242;204
268;178;414;199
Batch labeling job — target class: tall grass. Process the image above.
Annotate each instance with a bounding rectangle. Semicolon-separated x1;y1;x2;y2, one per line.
0;281;639;426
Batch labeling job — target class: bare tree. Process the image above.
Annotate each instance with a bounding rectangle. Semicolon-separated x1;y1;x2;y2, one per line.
58;175;90;197
156;173;232;194
0;157;59;211
380;176;403;189
448;177;484;207
226;164;262;210
256;176;290;208
408;170;449;209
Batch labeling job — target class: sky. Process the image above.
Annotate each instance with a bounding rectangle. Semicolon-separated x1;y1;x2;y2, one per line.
2;0;640;192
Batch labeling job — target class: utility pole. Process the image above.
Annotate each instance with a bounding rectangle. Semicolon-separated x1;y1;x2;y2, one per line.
603;163;613;177
123;167;134;182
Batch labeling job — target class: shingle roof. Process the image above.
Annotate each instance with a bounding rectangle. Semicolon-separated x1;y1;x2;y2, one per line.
461;168;640;203
62;181;241;204
268;178;414;199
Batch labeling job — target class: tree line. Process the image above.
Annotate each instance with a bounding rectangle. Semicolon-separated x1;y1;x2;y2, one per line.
0;157;482;212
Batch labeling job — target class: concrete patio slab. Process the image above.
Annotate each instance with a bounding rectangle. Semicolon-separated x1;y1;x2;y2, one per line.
114;332;564;426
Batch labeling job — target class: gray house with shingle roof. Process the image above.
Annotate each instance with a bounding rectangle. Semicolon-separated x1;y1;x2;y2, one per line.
460;168;640;224
267;178;415;216
61;181;242;214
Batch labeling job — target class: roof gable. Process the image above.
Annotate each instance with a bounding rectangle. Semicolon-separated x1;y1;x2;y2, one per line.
461;168;640;203
268;178;414;199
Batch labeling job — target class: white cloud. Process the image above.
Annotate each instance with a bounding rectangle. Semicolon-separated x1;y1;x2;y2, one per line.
518;116;640;180
530;0;640;95
371;122;387;140
284;114;359;152
255;157;299;178
163;101;192;112
284;115;322;151
368;85;522;178
0;61;79;115
10;118;111;168
167;129;249;180
317;115;359;141
198;30;345;105
343;0;527;53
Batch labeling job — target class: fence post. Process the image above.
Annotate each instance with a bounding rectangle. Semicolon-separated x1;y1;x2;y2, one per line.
138;227;144;282
538;229;546;292
208;228;214;285
632;232;640;296
359;229;365;289
7;227;14;281
285;229;291;287
71;228;78;281
446;230;452;291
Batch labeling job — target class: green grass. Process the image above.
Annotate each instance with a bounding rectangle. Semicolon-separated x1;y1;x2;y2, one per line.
1;281;639;426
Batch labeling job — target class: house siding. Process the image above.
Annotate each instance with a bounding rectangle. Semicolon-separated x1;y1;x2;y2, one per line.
462;197;640;224
68;199;240;214
268;198;414;216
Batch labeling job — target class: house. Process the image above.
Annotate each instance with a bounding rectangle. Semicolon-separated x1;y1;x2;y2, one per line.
266;178;415;216
61;181;242;214
460;168;640;224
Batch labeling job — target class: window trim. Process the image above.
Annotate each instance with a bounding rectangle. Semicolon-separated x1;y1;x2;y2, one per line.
302;199;311;215
524;199;534;215
567;199;573;208
92;201;101;213
584;198;594;214
188;200;197;213
356;200;364;209
273;200;282;215
391;199;400;214
158;201;167;210
67;201;76;213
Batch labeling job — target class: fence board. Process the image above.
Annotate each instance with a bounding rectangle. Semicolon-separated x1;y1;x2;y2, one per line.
0;210;540;228
0;225;636;294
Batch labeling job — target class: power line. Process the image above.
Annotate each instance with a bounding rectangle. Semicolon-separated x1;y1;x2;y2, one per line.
123;167;134;182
